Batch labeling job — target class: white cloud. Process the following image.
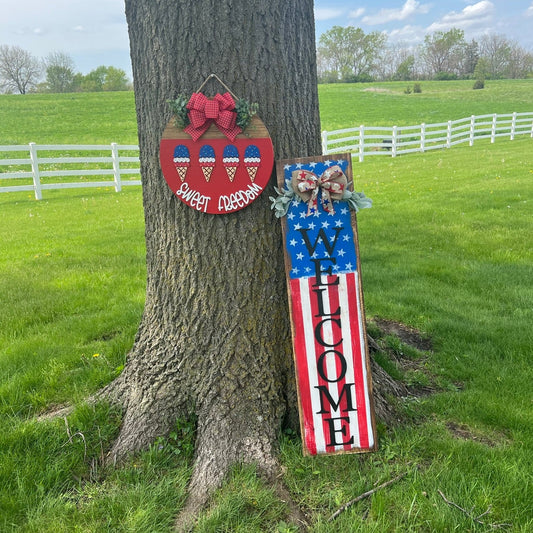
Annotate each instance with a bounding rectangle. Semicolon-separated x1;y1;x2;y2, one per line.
526;2;533;17
349;8;365;19
386;24;426;44
362;0;431;25
426;1;495;32
314;8;344;21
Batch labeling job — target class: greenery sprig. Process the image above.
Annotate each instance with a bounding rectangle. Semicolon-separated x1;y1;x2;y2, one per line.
167;94;258;132
270;184;373;218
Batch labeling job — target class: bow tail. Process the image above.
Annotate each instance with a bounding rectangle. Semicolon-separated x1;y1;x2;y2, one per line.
184;122;211;142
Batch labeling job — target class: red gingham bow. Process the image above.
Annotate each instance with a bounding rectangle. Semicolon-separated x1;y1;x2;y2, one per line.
292;165;348;216
184;92;242;142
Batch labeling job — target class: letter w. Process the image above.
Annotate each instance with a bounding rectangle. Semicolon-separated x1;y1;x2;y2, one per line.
298;227;343;256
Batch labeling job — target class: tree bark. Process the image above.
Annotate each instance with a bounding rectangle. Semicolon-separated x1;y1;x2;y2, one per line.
101;0;321;523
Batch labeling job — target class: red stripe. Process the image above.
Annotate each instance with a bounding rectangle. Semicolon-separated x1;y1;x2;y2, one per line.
346;273;369;448
289;278;316;455
307;276;334;453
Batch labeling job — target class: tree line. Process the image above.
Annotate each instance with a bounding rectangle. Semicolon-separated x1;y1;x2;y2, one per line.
0;47;131;94
318;26;533;83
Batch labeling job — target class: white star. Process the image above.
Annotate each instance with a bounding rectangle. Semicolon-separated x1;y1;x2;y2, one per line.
291;199;299;207
300;211;307;219
311;252;319;259
308;222;316;230
309;162;317;168
287;212;295;220
289;239;297;246
338;249;346;257
343;235;351;241
305;267;311;273
335;219;343;227
284;164;291;171
295;163;303;169
296;252;304;260
324;159;333;166
313;210;320;218
294;223;302;230
292;267;299;275
337;160;345;166
332;264;340;272
345;262;353;270
341;207;348;215
321;221;330;229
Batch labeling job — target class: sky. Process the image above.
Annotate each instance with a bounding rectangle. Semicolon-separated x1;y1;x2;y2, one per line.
1;0;532;80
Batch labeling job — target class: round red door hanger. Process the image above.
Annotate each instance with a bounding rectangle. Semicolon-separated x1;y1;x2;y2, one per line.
160;115;274;214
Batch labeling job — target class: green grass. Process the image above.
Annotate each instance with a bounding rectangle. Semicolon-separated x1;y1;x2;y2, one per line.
319;78;533;130
1;82;533;531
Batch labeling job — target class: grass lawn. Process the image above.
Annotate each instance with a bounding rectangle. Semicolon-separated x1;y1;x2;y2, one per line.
0;82;532;531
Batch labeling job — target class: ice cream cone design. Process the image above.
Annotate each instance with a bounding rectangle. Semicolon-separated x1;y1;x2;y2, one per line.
198;144;216;182
222;145;239;182
173;144;190;182
244;145;261;182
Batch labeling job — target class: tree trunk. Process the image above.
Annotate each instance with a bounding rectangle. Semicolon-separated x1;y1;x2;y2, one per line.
101;0;321;522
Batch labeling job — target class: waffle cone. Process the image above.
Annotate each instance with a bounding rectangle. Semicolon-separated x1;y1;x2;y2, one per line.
226;166;237;182
202;167;214;182
247;166;258;183
176;166;188;182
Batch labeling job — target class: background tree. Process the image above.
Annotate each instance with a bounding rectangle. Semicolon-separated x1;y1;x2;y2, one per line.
102;66;130;91
318;26;387;82
44;51;76;93
99;0;322;526
421;28;467;79
0;45;41;94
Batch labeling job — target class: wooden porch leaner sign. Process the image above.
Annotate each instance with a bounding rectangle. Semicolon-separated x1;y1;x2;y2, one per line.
275;154;377;456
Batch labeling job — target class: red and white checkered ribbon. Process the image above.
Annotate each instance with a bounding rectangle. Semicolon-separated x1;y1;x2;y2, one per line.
184;92;242;142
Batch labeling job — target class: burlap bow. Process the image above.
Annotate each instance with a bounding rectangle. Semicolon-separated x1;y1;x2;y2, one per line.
292;165;347;216
184;92;242;142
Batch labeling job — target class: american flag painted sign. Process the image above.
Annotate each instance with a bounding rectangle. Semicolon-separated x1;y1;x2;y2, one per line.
277;154;377;456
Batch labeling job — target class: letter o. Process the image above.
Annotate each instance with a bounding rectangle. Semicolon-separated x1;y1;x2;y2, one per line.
317;350;347;383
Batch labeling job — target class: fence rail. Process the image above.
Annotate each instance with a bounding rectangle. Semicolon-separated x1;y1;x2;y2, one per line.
0;143;141;199
322;112;533;160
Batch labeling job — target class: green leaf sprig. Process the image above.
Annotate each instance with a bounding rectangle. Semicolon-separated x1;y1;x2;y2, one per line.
167;94;258;132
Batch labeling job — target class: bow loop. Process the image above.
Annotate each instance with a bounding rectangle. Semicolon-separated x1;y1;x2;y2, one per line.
291;165;348;216
184;92;242;142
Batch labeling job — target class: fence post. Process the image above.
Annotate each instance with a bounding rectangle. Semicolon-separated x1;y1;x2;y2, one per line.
29;142;42;200
469;115;475;146
321;131;328;155
420;123;425;152
510;112;516;140
111;143;122;192
391;126;397;157
491;114;497;143
446;120;452;148
359;125;364;162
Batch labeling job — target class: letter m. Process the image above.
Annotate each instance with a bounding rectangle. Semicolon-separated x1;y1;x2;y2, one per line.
314;383;356;414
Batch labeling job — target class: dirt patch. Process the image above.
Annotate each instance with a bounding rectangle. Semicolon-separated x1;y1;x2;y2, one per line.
373;318;432;351
446;421;509;447
362;87;393;93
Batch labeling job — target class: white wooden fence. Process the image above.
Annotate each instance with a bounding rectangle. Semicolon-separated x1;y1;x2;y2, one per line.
0;143;141;200
2;112;532;200
322;112;533;160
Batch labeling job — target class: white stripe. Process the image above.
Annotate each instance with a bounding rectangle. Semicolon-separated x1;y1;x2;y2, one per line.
298;278;327;454
338;274;361;448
